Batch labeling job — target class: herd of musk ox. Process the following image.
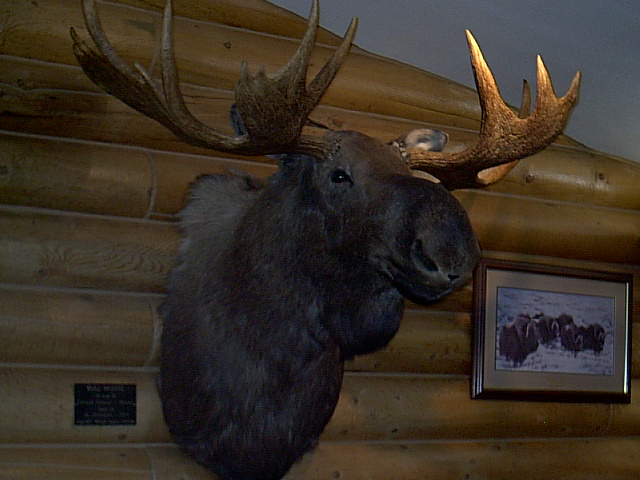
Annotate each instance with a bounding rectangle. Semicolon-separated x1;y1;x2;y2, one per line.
499;312;607;367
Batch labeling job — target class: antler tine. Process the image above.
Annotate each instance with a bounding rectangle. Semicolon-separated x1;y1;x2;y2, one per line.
476;78;530;185
71;0;357;155
307;5;358;107
407;30;581;190
235;0;358;153
71;0;245;151
71;1;172;124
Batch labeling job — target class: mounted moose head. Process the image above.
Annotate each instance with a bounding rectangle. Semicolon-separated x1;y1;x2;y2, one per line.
71;1;580;479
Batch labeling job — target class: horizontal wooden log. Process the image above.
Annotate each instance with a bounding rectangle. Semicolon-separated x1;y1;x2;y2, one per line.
290;438;640;480
0;0;157;74
0;206;178;292
0;1;436;125
455;190;640;264
348;310;472;375
3;283;638;376
2;55;639;211
327;375;640;441
0;283;472;373
0;446;154;480
2;439;640;480
352;308;640;377
0;286;162;367
1;0;484;129
0;132;276;218
0;367;170;444
0;54;102;92
0;204;474;302
4;57;470;155
2;367;638;444
485;145;640;210
0;74;227;155
1;0;589;140
0;133;154;218
0;199;637;301
0;445;214;480
0;204;637;307
116;0;351;46
145;445;216;480
0;56;422;157
2;131;639;224
2;203;638;297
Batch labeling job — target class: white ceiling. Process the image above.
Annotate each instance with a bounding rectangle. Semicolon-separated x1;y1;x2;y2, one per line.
270;0;640;163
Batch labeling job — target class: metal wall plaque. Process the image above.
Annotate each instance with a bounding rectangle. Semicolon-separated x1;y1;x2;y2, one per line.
74;383;137;426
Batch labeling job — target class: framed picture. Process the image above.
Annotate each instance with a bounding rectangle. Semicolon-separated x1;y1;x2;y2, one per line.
472;258;633;403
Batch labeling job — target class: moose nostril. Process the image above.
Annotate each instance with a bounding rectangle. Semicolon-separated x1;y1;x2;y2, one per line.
448;274;460;283
411;239;438;272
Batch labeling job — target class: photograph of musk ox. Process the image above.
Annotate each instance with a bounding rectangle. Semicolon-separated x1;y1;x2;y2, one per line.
495;288;614;375
472;259;632;402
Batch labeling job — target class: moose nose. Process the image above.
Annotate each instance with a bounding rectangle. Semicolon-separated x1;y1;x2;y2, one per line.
411;238;438;272
411;238;467;289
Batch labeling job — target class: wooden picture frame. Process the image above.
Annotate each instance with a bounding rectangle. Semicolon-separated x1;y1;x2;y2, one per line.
472;259;632;403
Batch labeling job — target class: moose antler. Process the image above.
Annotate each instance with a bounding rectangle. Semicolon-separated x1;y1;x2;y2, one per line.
70;0;357;155
407;30;581;190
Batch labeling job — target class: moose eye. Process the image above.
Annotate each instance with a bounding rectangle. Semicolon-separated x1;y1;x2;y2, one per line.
330;169;352;184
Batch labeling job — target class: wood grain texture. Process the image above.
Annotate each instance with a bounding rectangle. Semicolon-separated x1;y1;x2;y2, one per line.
0;447;152;480
0;131;276;218
2;57;638;211
4;284;638;377
455;190;640;264
2;367;638;444
0;0;508;130
0;201;635;299
2;440;640;480
0;367;171;444
289;439;640;480
0;286;162;367
0;134;154;217
0;206;178;292
115;0;351;46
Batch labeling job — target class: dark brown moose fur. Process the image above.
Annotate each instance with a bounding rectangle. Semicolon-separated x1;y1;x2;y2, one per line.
159;130;480;480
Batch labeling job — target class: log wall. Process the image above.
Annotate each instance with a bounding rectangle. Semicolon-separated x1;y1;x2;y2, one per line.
1;1;639;479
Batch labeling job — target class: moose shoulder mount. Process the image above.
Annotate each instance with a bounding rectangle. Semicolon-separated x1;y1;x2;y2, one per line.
71;1;580;479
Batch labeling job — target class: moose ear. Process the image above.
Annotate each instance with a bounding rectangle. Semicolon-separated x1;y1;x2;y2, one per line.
229;104;247;136
390;129;449;183
393;128;449;153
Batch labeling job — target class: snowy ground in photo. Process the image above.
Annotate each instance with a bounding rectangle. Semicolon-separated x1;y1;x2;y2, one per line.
495;287;615;376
